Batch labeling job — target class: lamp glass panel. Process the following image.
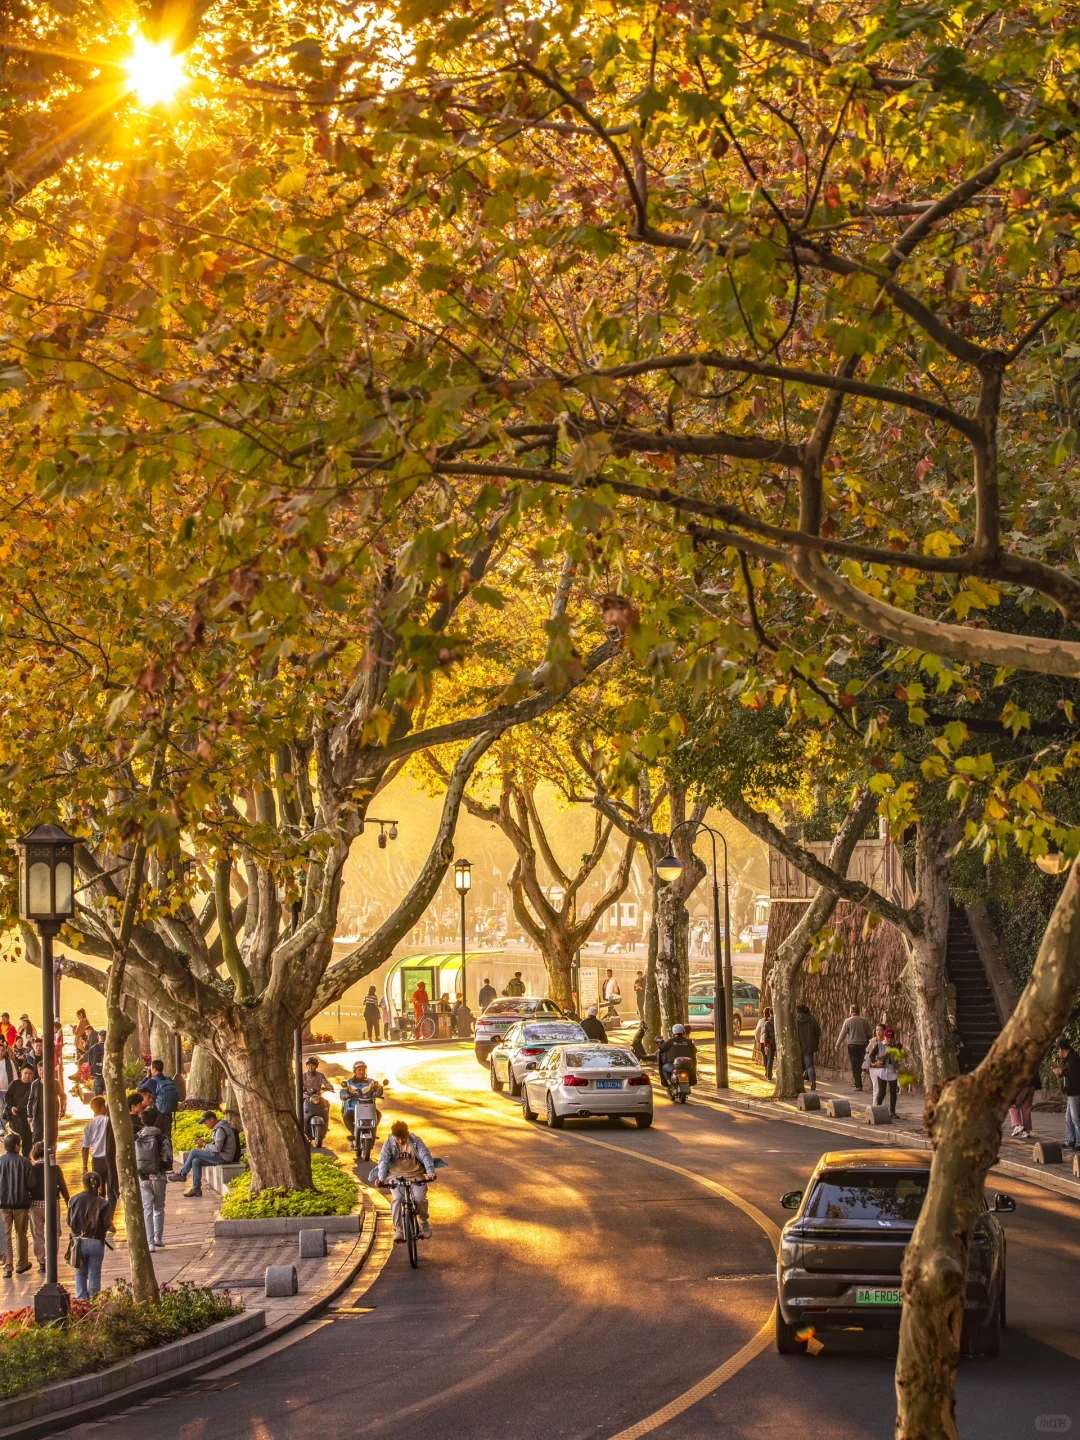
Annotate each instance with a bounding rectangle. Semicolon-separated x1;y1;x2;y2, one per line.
55;860;74;915
656;856;683;883
28;861;52;915
455;866;472;893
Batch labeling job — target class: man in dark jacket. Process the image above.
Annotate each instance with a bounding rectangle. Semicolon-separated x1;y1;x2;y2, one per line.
3;1065;36;1152
657;1025;698;1085
796;1004;822;1091
477;979;497;1012
1054;1037;1080;1149
137;1060;179;1140
0;1133;34;1278
580;1006;608;1042
87;1030;106;1096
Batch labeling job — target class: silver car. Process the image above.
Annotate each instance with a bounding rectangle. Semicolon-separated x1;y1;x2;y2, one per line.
489;1019;588;1096
473;997;567;1065
520;1044;653;1128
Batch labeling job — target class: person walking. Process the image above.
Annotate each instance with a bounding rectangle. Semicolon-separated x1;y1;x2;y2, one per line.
1008;1065;1041;1139
835;1005;873;1091
504;971;526;997
795;1003;821;1091
477;979;497;1012
135;1106;173;1251
81;1095;112;1200
3;1065;36;1153
169;1110;240;1197
28;1141;69;1274
866;1025;900;1116
67;1172;114;1300
1053;1036;1080;1150
87;1030;106;1097
0;1133;34;1279
0;1015;15;1048
137;1060;178;1140
634;971;646;1023
73;1008;94;1063
755;1008;776;1082
363;986;382;1042
0;1041;15;1113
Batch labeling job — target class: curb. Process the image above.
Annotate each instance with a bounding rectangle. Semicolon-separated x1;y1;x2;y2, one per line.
695;1084;1080;1202
0;1196;382;1440
213;1212;362;1238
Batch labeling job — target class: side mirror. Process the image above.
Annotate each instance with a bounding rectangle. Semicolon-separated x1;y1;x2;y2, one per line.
993;1193;1016;1213
525;1061;539;1071
780;1190;804;1211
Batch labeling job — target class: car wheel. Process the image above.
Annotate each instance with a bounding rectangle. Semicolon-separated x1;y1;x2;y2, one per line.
490;1061;504;1092
522;1085;537;1122
546;1094;565;1129
506;1065;522;1098
732;1013;742;1038
635;1112;653;1129
775;1308;806;1355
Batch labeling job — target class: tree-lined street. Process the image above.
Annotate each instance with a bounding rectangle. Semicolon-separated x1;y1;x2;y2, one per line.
61;1043;1080;1440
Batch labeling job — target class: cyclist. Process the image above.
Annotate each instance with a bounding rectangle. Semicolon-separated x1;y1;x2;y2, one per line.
377;1119;436;1242
657;1023;698;1085
340;1061;383;1135
302;1056;332;1139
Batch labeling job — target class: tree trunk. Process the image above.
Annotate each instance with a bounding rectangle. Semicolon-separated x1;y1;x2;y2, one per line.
105;973;159;1303
895;859;1080;1440
643;913;661;1053
136;1001;152;1058
770;954;803;1099
149;1013;172;1067
186;1044;223;1107
655;885;690;1034
539;933;575;1010
227;1019;312;1193
908;822;959;1093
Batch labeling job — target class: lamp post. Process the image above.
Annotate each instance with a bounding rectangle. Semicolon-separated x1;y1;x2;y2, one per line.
454;859;472;1009
17;822;77;1322
656;820;731;1089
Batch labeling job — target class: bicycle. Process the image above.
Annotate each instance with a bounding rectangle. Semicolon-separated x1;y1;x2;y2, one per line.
379;1174;437;1268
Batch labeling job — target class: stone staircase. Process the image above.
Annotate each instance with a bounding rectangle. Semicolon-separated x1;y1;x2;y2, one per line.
945;902;1003;1070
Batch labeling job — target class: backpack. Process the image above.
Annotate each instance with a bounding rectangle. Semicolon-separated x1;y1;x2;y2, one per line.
135;1126;164;1177
215;1121;239;1164
155;1077;178;1115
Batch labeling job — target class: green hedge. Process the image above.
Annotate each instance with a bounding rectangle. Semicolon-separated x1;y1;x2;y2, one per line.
0;1284;242;1401
220;1152;357;1219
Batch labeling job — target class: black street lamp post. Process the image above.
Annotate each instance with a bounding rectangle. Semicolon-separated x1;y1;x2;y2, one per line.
454;859;472;1008
16;822;77;1323
656;820;732;1089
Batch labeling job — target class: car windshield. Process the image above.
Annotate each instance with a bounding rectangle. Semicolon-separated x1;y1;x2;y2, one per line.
803;1170;930;1223
689;983;713;996
523;1024;583;1043
482;1000;524;1015
562;1048;637;1068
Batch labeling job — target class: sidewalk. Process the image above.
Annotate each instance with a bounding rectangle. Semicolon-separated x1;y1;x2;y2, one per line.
689;1035;1079;1199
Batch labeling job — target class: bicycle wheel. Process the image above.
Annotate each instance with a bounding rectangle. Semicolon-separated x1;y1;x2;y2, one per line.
405;1198;419;1268
415;1016;436;1041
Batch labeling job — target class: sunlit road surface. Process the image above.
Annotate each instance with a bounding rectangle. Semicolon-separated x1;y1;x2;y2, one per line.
67;1043;1080;1440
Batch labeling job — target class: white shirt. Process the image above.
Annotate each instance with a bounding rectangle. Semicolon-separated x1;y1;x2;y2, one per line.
603;976;621;1000
83;1115;109;1158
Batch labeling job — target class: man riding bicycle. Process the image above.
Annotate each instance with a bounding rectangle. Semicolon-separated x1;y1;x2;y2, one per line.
302;1056;333;1134
377;1119;436;1242
657;1024;698;1085
340;1062;383;1134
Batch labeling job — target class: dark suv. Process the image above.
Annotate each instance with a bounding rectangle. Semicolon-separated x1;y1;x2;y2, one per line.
776;1149;1013;1356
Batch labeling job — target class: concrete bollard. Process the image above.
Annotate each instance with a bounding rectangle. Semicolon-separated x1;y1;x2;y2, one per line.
823;1099;852;1119
1073;1153;1079;1178
298;1228;327;1259
796;1093;821;1112
867;1105;892;1125
264;1265;298;1298
1033;1141;1063;1165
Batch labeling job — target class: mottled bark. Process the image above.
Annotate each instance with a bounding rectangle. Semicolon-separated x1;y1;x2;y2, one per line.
906;822;959;1092
186;1043;223;1106
226;1020;312;1192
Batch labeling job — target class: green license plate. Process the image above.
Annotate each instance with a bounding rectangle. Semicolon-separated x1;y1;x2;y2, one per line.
856;1287;902;1306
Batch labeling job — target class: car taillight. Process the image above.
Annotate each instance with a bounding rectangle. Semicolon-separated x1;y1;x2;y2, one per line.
563;1074;589;1087
628;1075;650;1086
520;1048;544;1056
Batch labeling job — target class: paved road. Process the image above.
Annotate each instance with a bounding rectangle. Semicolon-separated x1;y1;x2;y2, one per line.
69;1044;1080;1440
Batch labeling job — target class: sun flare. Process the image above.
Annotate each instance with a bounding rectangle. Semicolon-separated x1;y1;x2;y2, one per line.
125;35;186;106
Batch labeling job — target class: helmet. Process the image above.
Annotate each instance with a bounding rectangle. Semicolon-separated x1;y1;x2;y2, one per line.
305;1056;320;1067
672;1023;686;1036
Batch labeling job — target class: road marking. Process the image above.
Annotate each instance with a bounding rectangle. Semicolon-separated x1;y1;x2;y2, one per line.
605;1313;775;1440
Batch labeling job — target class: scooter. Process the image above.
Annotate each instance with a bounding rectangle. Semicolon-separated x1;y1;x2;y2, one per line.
663;1055;695;1104
304;1097;329;1149
352;1091;384;1162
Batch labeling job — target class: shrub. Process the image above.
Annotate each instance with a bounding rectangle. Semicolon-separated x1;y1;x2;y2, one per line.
220;1152;357;1219
0;1284;242;1401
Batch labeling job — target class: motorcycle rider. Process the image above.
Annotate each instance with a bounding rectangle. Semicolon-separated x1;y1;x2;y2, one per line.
340;1061;383;1137
302;1056;333;1143
657;1024;698;1087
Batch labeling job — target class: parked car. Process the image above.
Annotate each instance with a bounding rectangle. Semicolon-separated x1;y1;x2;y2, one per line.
687;979;760;1037
474;998;569;1065
520;1043;653;1128
775;1149;1012;1355
489;1019;588;1096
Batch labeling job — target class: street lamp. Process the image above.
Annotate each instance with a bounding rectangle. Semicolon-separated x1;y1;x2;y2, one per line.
655;819;732;1089
17;822;77;1323
454;859;472;1008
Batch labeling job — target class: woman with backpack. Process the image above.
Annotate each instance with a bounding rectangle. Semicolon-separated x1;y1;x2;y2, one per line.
134;1106;173;1251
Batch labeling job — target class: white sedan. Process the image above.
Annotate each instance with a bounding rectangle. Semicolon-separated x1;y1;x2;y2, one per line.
520;1044;653;1128
489;1019;588;1096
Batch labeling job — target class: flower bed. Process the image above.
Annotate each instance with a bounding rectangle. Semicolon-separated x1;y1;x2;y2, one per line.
0;1284;243;1401
220;1152;358;1219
